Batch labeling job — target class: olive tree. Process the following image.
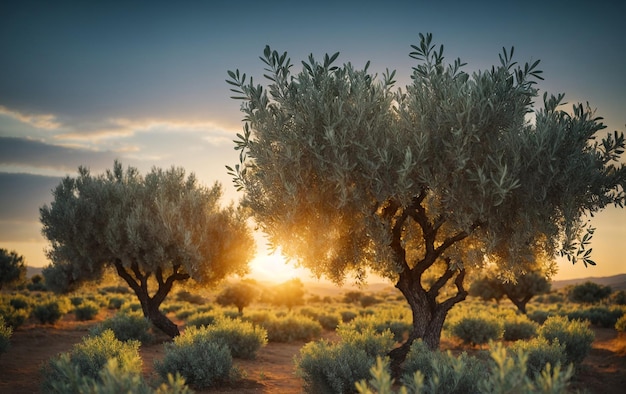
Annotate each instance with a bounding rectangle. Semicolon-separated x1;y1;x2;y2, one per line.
469;271;551;314
0;249;26;290
40;161;255;337
226;33;625;368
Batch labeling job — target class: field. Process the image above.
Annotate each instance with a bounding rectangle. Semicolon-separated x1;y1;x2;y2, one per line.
1;279;625;393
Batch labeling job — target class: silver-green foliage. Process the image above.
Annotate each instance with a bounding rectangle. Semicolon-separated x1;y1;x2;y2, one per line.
199;317;267;359
450;315;504;345
0;316;12;355
155;326;234;389
357;344;573;394
538;315;594;366
296;328;395;393
262;314;322;342
90;312;154;343
401;340;484;393
510;337;567;377
41;330;142;393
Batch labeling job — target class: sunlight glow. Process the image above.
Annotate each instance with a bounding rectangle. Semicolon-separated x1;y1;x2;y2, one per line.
248;248;310;284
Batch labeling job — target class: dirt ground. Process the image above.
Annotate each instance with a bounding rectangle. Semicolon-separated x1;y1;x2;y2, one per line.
0;314;624;393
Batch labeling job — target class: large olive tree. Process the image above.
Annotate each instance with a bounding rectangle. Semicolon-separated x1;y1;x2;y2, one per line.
40;161;255;337
0;248;26;290
226;34;625;367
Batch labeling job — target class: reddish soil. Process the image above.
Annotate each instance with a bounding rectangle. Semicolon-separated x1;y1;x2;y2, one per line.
1;315;624;393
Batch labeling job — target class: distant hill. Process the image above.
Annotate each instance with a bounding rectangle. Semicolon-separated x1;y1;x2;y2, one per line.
551;273;626;291
26;266;43;278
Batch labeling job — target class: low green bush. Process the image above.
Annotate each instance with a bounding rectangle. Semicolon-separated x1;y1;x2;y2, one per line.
357;344;574;394
317;313;340;330
41;329;142;393
451;315;503;345
539;315;594;366
342;314;412;343
68;359;192;394
90;312;154;343
0;316;12;355
528;310;552;325
262;315;322;342
155;326;235;389
201;318;267;359
74;301;100;321
401;339;483;393
616;314;626;332
296;327;394;393
0;305;29;329
107;296;126;310
185;311;220;328
340;310;357;323
503;315;539;341
32;300;66;324
566;306;624;328
70;296;84;306
510;337;567;377
9;295;29;310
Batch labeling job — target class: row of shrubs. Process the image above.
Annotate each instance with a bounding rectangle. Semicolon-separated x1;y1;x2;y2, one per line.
39;312;268;392
296;315;591;394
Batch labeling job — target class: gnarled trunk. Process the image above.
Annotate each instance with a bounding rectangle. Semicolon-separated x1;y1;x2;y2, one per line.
114;260;189;338
388;267;468;377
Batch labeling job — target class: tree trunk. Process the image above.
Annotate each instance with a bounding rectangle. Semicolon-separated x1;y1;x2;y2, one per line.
142;296;180;337
388;269;467;378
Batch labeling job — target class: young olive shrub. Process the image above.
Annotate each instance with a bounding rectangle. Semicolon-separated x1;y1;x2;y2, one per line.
616;314;626;332
0;316;12;355
566;306;624;328
90;312;154;343
155;326;234;389
41;329;142;393
503;314;539;341
32;298;70;324
296;327;395;393
201;317;267;359
262;315;322;342
510;337;567;377
185;311;220;328
74;301;100;321
538;315;594;366
401;339;484;393
9;295;30;310
450;315;503;345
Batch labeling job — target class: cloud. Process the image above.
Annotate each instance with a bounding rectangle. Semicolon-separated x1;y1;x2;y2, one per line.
0;173;62;222
0;137;118;173
0;105;62;130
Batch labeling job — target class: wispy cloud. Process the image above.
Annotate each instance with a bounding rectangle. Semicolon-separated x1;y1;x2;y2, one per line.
0;105;62;130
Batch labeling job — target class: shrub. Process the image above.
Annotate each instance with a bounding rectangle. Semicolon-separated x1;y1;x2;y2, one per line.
566;306;624;328
342;314;412;343
202;318;267;359
503;315;539;341
9;295;29;310
32;300;66;324
175;290;205;305
528;309;552;325
107;296;126;310
155;326;234;389
27;274;47;291
568;281;612;304
262;315;322;342
41;329;142;393
74;301;100;321
510;337;567;377
340;310;358;323
610;290;626;305
90;312;154;343
360;295;380;308
73;359;192;394
185;311;220;328
99;285;131;295
317;313;340;330
539;315;594;366
0;305;29;329
0;316;12;355
616;315;626;332
297;327;394;393
401;339;483;393
70;296;84;306
451;315;503;345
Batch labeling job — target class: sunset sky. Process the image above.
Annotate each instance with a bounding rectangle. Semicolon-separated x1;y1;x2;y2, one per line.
1;0;624;282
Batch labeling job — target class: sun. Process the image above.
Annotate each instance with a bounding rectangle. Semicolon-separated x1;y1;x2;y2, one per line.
248;248;309;283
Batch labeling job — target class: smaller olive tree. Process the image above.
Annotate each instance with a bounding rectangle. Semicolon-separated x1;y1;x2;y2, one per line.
0;249;27;290
216;281;257;314
40;161;255;337
568;281;612;304
469;271;551;314
272;278;305;311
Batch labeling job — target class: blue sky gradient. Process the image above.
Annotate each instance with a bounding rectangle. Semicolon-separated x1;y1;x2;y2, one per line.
1;0;624;281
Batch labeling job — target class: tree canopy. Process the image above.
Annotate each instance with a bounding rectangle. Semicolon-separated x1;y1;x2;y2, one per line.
40;161;255;336
0;248;26;290
227;33;625;360
469;270;551;314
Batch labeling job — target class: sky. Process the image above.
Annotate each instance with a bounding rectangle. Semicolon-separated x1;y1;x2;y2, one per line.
0;0;625;283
